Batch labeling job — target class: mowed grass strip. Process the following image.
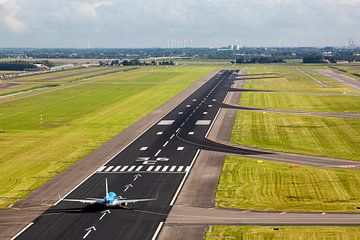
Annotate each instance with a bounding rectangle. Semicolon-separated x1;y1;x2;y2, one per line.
241;64;359;94
215;156;360;212
0;66;215;208
240;92;360;112
206;226;360;240
231;111;360;160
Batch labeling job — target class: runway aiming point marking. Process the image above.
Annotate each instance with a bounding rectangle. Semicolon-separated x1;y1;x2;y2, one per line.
195;120;211;126
157;120;175;126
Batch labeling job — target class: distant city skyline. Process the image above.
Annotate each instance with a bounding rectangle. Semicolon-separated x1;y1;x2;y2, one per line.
0;0;359;48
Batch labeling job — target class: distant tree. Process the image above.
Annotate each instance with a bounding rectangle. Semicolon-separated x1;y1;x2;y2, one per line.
303;54;326;63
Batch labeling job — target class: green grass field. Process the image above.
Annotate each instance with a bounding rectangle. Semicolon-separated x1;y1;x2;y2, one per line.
0;66;216;208
240;92;360;112
205;226;360;240
231;111;360;160
15;67;127;83
215;156;360;212
241;64;360;94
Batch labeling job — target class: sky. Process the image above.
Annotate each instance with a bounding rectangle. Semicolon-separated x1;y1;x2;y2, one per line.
0;0;359;48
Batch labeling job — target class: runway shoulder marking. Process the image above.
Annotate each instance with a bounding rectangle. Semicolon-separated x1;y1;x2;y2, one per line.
97;165;190;173
195;120;211;126
157;120;175;126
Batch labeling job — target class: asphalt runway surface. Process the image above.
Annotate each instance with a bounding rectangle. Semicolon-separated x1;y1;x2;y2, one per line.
14;70;240;240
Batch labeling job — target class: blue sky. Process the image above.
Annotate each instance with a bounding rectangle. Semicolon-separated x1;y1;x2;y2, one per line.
0;0;359;48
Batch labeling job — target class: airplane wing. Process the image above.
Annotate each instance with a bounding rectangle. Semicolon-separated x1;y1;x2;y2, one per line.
61;199;99;204
118;194;158;204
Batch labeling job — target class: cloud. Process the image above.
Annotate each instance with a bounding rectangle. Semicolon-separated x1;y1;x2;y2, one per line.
0;0;27;32
72;1;114;19
0;0;359;47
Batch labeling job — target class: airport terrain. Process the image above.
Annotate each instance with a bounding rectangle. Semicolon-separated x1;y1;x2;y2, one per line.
1;63;359;239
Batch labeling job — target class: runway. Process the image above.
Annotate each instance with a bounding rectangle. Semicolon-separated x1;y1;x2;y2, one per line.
14;70;240;240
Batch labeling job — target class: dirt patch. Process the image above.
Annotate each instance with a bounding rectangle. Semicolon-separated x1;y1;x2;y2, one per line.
0;82;21;90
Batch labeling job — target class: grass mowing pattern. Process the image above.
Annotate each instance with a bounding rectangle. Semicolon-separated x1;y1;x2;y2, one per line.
0;66;216;208
231;111;360;160
240;92;360;112
205;226;360;240
240;64;360;94
215;156;360;212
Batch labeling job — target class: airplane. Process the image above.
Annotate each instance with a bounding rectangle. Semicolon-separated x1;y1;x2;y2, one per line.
59;178;158;208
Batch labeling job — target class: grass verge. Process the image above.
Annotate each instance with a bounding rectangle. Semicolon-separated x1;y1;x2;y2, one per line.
231;111;360;160
205;226;360;240
215;156;360;212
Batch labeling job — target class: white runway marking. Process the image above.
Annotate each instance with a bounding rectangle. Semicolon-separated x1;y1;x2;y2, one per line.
97;166;106;172
163;141;169;147
105;166;114;172
112;166;121;172
177;147;184;151
203;112;208;115
192;99;197;102
196;120;211;126
120;166;129;171
186;105;191;107
179;112;183;115
140;147;148;151
170;134;175;139
157;120;175;126
212;99;216;101
188;132;194;135
127;166;136;171
154;150;161;157
156;132;163;135
97;165;189;173
208;105;213;107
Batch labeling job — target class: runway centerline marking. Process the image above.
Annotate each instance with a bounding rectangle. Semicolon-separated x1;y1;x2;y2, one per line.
163;141;169;147
154;150;161;157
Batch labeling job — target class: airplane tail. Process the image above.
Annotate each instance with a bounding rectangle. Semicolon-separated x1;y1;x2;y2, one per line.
105;178;109;197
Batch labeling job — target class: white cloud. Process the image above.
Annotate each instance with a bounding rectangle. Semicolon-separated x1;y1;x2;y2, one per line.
0;0;28;32
73;1;114;19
